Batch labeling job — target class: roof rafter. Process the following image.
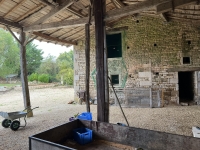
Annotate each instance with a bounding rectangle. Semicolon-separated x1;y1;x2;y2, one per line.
15;4;43;22
3;0;27;18
56;27;79;39
64;28;84;40
66;7;86;17
19;6;48;24
25;0;172;32
111;0;125;8
32;0;74;25
36;0;54;8
33;32;77;45
105;0;169;21
111;0;138;19
24;17;93;32
156;0;197;14
0;0;6;6
71;0;88;14
0;17;22;29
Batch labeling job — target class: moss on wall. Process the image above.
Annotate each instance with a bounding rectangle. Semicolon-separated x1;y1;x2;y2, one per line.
74;15;200;105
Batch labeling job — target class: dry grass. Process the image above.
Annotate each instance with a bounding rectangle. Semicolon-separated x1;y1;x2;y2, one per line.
0;87;200;150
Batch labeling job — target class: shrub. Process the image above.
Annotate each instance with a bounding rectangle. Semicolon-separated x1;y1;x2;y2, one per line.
56;68;73;85
28;73;38;81
38;74;50;83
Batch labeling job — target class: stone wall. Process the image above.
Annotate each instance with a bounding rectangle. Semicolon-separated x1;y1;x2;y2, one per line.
74;16;200;107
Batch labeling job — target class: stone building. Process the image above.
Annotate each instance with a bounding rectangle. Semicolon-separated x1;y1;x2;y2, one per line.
74;16;200;108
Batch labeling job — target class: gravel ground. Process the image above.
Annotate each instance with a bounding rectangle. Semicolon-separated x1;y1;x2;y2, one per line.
0;87;200;150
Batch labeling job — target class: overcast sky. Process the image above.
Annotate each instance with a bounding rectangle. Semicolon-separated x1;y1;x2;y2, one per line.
33;40;73;58
14;32;73;58
13;31;73;58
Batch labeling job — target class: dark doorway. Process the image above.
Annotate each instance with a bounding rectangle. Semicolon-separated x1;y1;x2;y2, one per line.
178;71;194;102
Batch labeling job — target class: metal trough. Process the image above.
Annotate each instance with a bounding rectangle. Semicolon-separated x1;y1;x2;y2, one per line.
29;120;200;150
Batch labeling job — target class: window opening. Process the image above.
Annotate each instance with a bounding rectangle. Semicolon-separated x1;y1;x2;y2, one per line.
106;33;122;58
183;57;190;64
111;75;119;85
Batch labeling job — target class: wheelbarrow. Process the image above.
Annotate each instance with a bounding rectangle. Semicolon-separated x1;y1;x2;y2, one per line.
0;106;39;131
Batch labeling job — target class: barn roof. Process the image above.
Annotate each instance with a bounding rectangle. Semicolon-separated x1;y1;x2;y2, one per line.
0;0;199;47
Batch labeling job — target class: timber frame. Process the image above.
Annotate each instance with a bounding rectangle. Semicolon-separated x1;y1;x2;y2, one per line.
0;0;200;120
0;0;199;46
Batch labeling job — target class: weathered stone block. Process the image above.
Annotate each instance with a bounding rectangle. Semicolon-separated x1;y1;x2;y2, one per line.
139;81;152;86
170;79;178;83
74;75;79;80
138;72;151;78
171;91;178;97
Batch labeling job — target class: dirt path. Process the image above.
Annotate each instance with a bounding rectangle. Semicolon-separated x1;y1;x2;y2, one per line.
0;87;200;150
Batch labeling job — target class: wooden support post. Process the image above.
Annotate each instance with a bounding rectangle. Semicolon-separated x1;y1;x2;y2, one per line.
103;10;109;123
19;30;33;117
23;31;33;46
94;0;107;122
85;23;90;112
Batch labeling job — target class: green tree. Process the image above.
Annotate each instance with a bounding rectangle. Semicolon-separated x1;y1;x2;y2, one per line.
0;29;20;77
26;42;43;75
57;50;73;69
37;55;58;82
56;50;74;85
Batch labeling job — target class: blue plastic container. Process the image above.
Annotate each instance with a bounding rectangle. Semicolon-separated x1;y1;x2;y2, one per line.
73;127;92;145
77;112;92;120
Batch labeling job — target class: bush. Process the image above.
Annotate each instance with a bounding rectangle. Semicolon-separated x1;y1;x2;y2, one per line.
28;73;38;81
49;75;58;83
56;68;73;85
38;74;50;83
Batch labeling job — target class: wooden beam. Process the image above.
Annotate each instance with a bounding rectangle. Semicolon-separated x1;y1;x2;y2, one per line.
104;21;109;123
23;17;93;32
36;0;54;8
19;30;33;117
24;0;172;32
160;13;169;22
15;4;43;22
66;7;86;18
105;0;170;21
72;28;94;41
94;0;107;122
24;31;33;46
85;23;90;112
33;32;77;45
27;36;38;45
156;0;197;14
19;6;47;24
5;26;21;44
156;0;173;14
112;0;125;8
62;28;84;40
3;0;27;18
32;0;74;25
111;0;138;20
0;17;22;29
106;26;128;33
75;1;88;13
0;0;6;6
